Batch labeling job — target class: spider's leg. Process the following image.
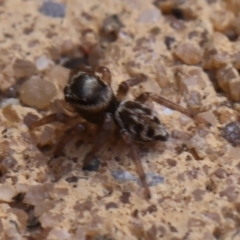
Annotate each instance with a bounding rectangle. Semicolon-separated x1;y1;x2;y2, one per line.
29;113;77;130
94;66;112;85
82;113;113;170
136;92;195;116
120;129;151;199
54;123;86;157
116;74;148;101
136;92;211;127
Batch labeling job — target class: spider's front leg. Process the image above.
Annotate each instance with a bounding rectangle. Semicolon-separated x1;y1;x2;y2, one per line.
54;123;86;157
120;129;151;199
81;113;113;170
136;92;211;127
116;74;148;101
29;113;85;156
29;113;80;130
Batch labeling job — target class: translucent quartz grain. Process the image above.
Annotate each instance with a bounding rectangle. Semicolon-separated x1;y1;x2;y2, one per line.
229;78;240;101
174;42;202;64
137;8;161;23
216;65;239;93
35;55;52;71
20;77;56;110
232;52;240;69
0;184;17;202
48;65;70;90
13;59;37;78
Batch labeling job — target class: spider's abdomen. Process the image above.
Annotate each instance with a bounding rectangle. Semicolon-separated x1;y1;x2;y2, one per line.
115;100;169;143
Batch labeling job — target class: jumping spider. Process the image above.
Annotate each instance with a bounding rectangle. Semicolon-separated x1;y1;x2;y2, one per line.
30;65;207;199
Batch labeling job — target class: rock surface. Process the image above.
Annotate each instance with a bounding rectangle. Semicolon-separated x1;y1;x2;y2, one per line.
0;0;240;239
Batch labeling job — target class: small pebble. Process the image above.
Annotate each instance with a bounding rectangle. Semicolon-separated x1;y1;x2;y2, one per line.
61;39;75;56
137;8;161;23
23;183;54;205
176;67;207;93
19;77;57;110
35;55;52;71
155;63;169;88
47;228;71;240
196;111;218;127
2;105;20;123
210;10;234;32
23;112;39;128
174;41;202;65
187;134;208;159
162;107;174;116
13;59;37;78
212;52;230;68
222;122;240;146
48;65;70;90
216;65;238;92
0;98;20;108
232;52;240;70
112;170;164;186
82;157;100;172
39;1;66;18
112;170;137;182
186;90;202;112
229;78;240;101
1;156;17;174
0;184;17;202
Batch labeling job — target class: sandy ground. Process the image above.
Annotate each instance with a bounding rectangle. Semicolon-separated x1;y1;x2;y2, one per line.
1;0;240;239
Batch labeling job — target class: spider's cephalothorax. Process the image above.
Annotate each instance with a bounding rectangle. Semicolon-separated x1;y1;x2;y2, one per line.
64;67;117;124
30;65;205;199
64;71;114;111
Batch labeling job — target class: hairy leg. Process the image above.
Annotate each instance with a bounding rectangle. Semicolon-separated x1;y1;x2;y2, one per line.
120;129;151;199
29;113;75;130
54;123;86;157
116;74;148;101
82;113;113;170
136;92;211;126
